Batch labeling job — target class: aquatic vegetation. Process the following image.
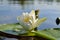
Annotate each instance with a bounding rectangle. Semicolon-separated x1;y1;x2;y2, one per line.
17;10;47;33
0;10;60;40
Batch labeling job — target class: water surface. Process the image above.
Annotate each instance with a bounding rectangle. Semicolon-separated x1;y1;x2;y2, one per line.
0;0;60;40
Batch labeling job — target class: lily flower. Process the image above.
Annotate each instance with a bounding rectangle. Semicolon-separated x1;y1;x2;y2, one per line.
17;10;47;32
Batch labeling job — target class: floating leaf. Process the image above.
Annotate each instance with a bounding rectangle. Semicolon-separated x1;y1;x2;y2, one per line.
0;23;23;31
34;31;55;40
36;28;60;40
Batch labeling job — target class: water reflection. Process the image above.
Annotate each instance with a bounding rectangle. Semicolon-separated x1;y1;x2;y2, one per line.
38;0;60;2
0;0;3;1
0;0;60;29
7;0;60;6
7;0;34;5
56;0;60;2
0;0;3;4
7;0;34;9
1;0;60;5
0;0;60;40
44;0;53;2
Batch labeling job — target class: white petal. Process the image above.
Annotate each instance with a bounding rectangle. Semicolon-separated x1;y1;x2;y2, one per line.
26;12;28;15
30;10;36;23
35;19;38;23
29;20;32;25
23;12;26;16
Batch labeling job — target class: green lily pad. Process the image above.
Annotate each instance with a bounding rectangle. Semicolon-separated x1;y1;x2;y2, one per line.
35;28;60;40
34;31;56;40
0;23;22;31
0;23;60;40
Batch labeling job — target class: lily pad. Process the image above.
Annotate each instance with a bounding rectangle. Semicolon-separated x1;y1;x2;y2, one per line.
0;23;22;31
0;23;60;40
37;28;60;40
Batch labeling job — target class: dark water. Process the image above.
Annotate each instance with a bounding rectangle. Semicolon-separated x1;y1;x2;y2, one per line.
0;0;60;40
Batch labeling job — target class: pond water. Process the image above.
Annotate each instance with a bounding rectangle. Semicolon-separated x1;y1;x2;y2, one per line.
0;0;60;40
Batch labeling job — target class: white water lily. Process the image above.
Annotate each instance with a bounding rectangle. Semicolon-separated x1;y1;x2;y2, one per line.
17;10;47;32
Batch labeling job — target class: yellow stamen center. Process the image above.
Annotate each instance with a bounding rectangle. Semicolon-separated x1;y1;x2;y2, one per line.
24;17;30;22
